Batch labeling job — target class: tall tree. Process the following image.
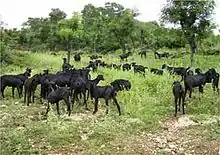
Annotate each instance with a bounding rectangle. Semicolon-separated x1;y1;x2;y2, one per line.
161;0;216;66
105;2;136;52
58;12;82;63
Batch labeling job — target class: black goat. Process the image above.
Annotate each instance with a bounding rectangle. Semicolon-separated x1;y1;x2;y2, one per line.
24;74;42;105
150;68;163;75
172;81;185;117
119;52;132;61
0;68;31;98
45;85;72;116
184;69;215;98
113;64;121;70
138;51;147;58
154;51;169;59
62;58;73;71
162;64;190;80
194;68;219;94
90;83;121;116
0;76;23;98
90;55;102;60
122;63;131;71
110;79;131;91
195;68;203;75
70;74;88;109
86;75;104;100
87;61;98;72
131;63;147;77
74;54;81;62
212;72;219;94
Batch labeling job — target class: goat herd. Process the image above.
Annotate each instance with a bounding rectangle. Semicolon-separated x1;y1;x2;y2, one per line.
0;51;219;117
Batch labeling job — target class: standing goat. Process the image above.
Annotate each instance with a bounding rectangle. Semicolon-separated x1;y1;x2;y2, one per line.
90;83;121;116
172;81;185;117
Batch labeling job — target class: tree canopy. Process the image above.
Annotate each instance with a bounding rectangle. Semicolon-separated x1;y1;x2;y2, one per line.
1;1;219;57
161;0;216;66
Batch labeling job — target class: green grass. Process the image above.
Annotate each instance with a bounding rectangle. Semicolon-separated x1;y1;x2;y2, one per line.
0;50;220;154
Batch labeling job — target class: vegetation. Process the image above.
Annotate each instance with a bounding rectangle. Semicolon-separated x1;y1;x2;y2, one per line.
1;1;219;58
0;1;220;154
1;50;220;154
161;0;216;66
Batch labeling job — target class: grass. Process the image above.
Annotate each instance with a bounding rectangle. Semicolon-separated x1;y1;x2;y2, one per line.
0;50;220;154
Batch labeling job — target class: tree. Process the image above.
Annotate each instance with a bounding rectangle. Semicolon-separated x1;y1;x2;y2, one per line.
49;8;67;23
161;0;216;66
58;13;82;63
105;2;136;52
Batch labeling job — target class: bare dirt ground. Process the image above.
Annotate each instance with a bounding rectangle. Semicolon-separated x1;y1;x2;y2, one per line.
47;114;220;155
113;116;220;155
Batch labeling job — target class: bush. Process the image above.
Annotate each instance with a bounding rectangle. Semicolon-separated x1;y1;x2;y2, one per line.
0;42;13;65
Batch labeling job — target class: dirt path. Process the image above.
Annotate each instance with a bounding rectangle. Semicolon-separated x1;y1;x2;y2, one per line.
41;113;220;155
113;115;220;155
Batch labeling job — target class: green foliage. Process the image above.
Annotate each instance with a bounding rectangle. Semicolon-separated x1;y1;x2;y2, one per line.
0;1;219;54
0;42;13;65
0;51;219;154
161;0;216;65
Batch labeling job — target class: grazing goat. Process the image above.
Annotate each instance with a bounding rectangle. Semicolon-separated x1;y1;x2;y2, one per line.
172;81;185;117
90;83;121;116
162;64;190;80
119;52;132;61
150;68;163;75
45;85;72;116
154;51;169;59
90;55;102;60
131;63;147;77
122;63;131;71
113;64;121;70
110;79;131;91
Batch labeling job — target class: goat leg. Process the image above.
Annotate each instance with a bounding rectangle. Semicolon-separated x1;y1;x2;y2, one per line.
32;91;35;103
28;91;31;104
113;97;121;116
92;98;98;115
24;88;27;104
56;102;60;115
83;92;89;110
105;99;109;114
178;97;181;112
45;101;51;116
174;98;178;117
182;96;185;115
199;86;203;93
64;98;71;116
12;87;15;98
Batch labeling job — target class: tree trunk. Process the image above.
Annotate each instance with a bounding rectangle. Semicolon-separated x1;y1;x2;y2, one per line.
140;29;144;52
66;44;70;64
188;33;196;67
190;50;194;67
